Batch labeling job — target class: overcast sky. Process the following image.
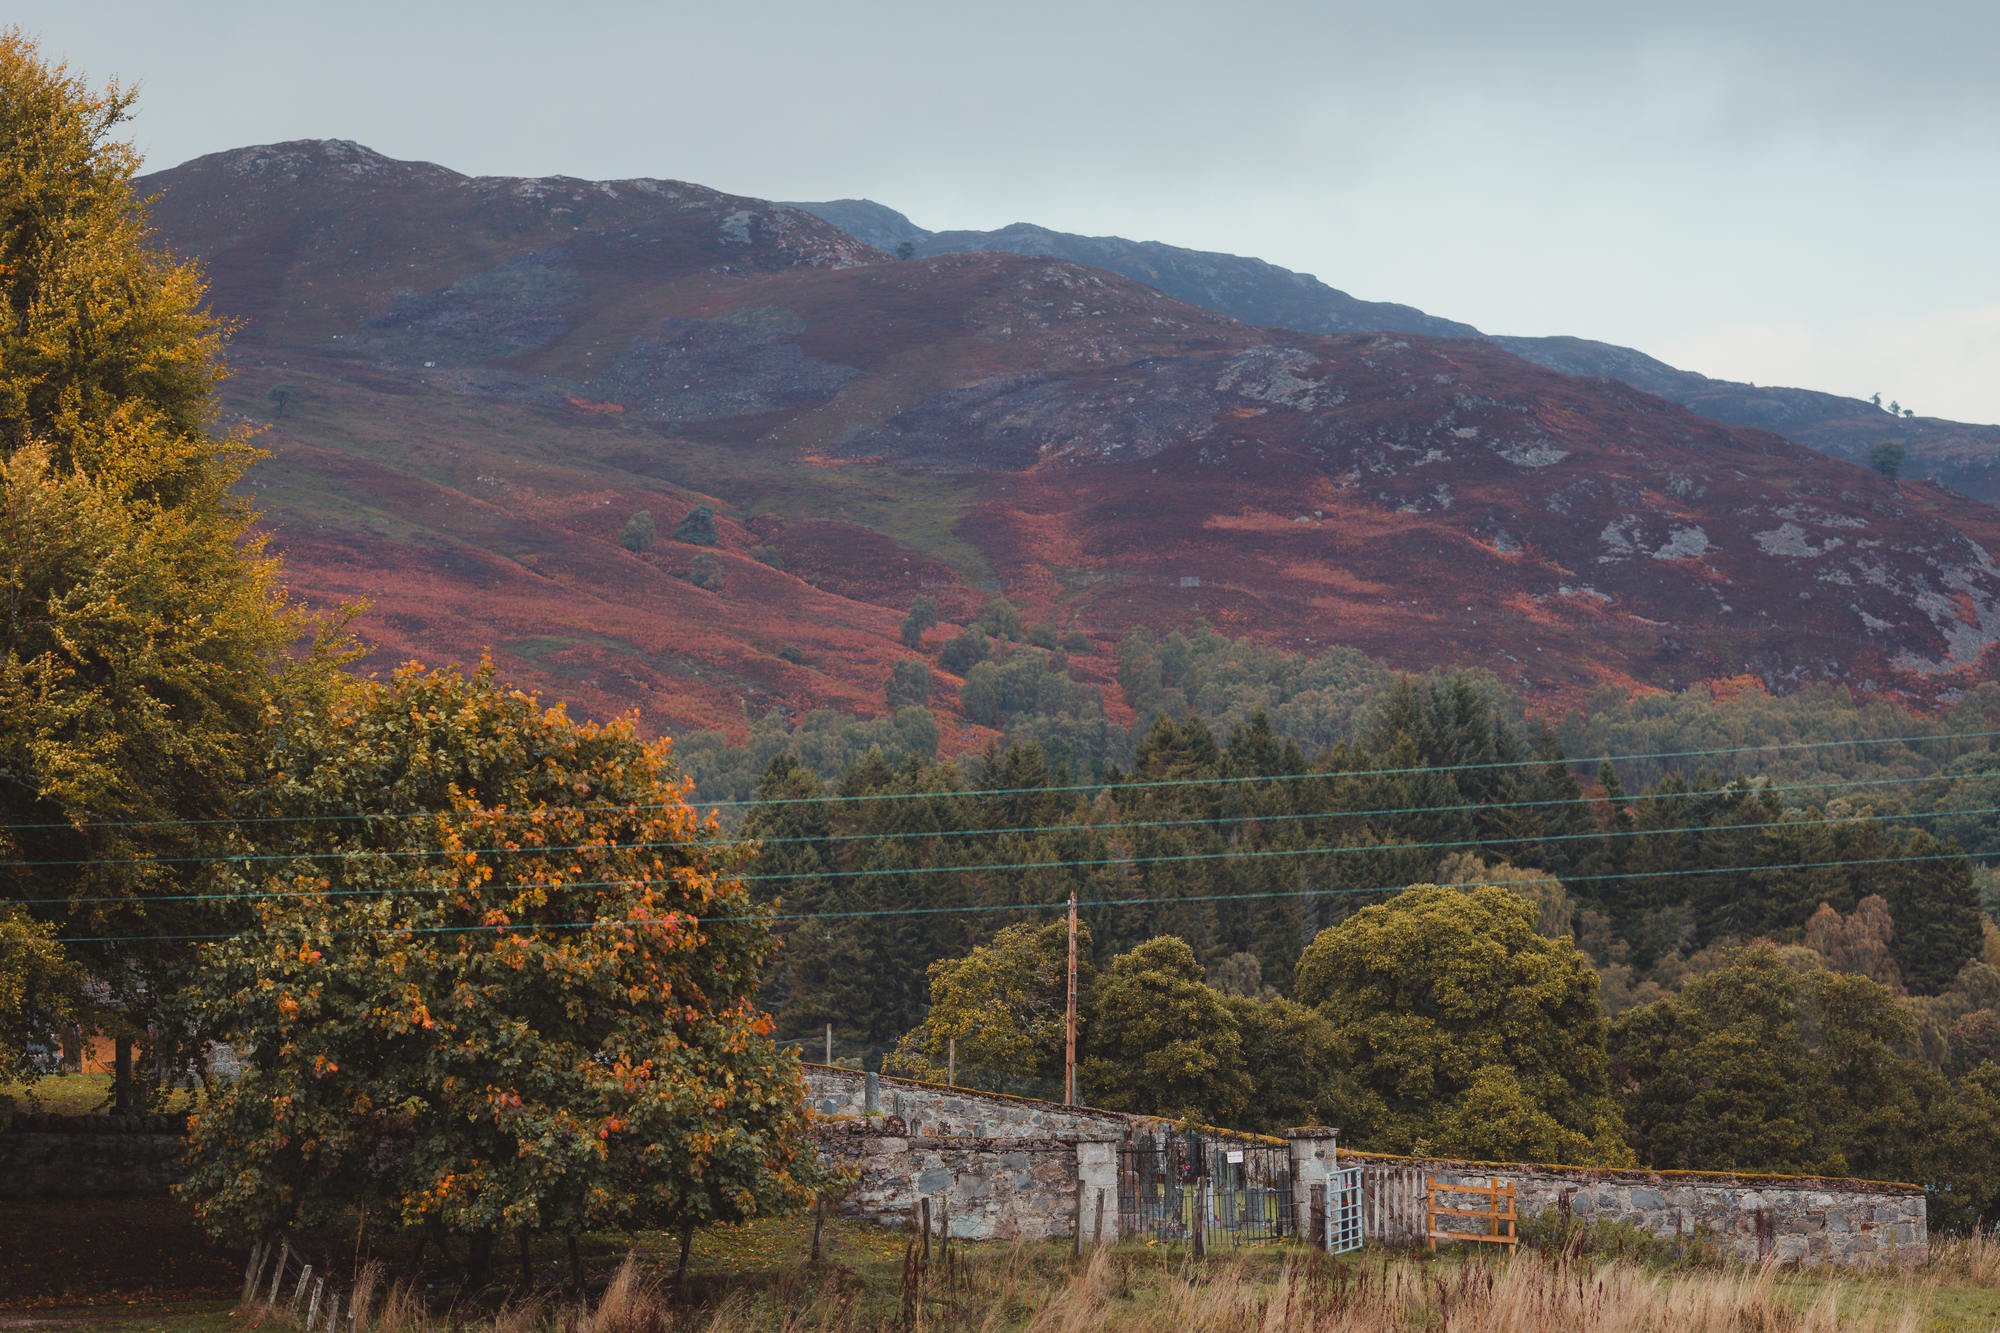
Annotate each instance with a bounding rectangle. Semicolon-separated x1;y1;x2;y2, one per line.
21;0;2000;423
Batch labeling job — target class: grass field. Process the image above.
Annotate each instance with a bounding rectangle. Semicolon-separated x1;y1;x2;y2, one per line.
7;1197;2000;1332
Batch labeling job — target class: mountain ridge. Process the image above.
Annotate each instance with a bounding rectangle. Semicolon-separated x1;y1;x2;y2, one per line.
786;197;2000;504
128;141;2000;737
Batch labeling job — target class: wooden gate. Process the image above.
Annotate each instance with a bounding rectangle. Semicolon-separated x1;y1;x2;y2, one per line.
1427;1176;1518;1252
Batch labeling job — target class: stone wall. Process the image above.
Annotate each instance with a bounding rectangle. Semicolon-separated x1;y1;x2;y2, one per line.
817;1119;1111;1243
0;1114;188;1198
802;1065;1130;1140
1345;1153;1927;1268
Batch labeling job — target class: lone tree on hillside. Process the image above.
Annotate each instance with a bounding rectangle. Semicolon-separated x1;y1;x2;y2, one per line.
674;504;719;545
267;382;301;418
1870;440;1907;482
900;594;939;649
178;665;835;1286
0;31;333;1109
618;509;655;552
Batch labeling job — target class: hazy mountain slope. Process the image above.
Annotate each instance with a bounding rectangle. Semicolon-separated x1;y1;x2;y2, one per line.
790;199;2000;504
133;142;2000;736
784;201;1477;339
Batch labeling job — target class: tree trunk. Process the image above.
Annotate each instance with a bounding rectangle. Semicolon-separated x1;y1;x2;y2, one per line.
113;1036;134;1114
674;1222;694;1287
568;1235;583;1291
464;1230;494;1291
519;1231;533;1290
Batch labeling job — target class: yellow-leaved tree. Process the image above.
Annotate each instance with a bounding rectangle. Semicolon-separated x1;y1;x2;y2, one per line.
0;30;334;1101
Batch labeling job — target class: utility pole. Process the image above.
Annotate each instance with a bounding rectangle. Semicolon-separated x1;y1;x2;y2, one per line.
1065;887;1078;1106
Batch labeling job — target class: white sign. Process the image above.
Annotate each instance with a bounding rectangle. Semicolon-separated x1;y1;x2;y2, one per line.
1226;1149;1244;1164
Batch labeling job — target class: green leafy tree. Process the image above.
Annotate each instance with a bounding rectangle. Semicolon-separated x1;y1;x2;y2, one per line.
1869;440;1906;482
267;382;301;419
894;239;917;261
1225;994;1339;1133
885;919;1085;1091
0;905;81;1086
687;551;724;591
1294;884;1631;1165
177;664;832;1279
899;594;939;650
939;627;991;676
673;504;719;545
973;597;1026;641
1080;936;1250;1123
1610;943;1925;1178
618;509;655;552
885;659;933;709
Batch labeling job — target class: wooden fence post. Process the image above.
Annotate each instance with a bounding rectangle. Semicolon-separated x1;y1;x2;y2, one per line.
241;1242;266;1306
307;1276;323;1330
267;1242;290;1309
324;1292;340;1333
810;1195;826;1264
1193;1180;1209;1259
291;1263;313;1316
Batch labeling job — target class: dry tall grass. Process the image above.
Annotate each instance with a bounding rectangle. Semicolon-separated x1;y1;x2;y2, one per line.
252;1238;1974;1332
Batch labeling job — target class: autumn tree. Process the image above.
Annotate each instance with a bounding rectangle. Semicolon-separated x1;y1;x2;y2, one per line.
177;665;833;1283
0;32;329;1103
1294;884;1631;1165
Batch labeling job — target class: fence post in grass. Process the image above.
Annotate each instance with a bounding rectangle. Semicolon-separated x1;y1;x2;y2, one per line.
810;1194;826;1265
267;1242;290;1309
241;1241;266;1306
307;1276;322;1330
324;1292;339;1333
1193;1180;1209;1259
291;1264;313;1316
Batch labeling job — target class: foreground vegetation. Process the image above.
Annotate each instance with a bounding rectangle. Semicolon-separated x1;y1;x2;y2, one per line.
23;1215;2000;1333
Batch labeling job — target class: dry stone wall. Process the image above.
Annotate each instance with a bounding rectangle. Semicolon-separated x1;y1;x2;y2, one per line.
0;1114;188;1198
1347;1154;1927;1268
803;1066;1129;1139
816;1120;1100;1242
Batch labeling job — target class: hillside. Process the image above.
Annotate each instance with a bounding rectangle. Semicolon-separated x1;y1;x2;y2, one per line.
138;141;2000;735
789;199;2000;504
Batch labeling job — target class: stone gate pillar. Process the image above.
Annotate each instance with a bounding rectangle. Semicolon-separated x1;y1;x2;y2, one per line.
1286;1127;1341;1240
1075;1136;1121;1244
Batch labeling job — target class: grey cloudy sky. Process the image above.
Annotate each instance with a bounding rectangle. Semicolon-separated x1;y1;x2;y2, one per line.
21;0;2000;422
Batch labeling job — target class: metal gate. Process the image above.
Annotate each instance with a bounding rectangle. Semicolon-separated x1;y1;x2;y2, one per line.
1117;1128;1293;1245
1328;1164;1364;1254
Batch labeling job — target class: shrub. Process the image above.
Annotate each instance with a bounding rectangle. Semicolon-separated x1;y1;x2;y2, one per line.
885;659;933;708
618;509;655;552
687;552;724;592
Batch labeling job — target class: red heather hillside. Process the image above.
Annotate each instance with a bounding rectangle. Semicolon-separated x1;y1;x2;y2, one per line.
139;141;2000;734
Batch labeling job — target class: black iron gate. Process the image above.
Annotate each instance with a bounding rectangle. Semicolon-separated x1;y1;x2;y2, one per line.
1117;1127;1293;1245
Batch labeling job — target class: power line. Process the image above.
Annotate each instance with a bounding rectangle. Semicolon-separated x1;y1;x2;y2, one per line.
51;847;1975;946
0;767;1961;873
4;725;1995;835
26;790;1988;912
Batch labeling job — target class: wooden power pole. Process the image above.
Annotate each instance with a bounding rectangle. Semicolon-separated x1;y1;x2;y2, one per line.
1065;887;1079;1106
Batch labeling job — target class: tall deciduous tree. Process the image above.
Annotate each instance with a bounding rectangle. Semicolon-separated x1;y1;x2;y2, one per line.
0;32;329;1096
178;665;833;1277
1080;935;1250;1123
1294;884;1631;1165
